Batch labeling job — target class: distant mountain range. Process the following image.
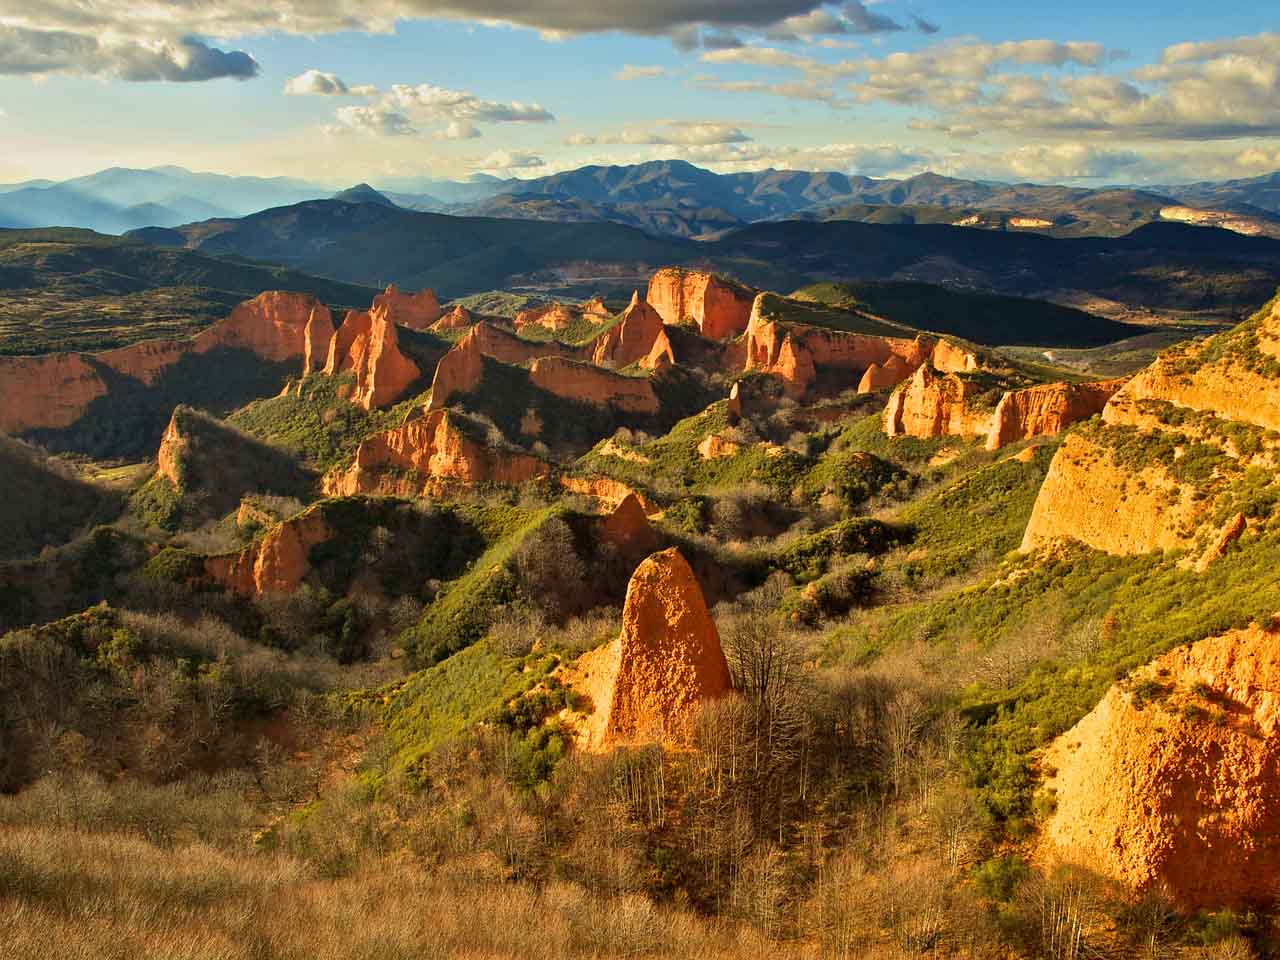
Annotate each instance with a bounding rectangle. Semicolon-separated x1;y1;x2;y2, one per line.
128;193;1280;324
8;161;1280;241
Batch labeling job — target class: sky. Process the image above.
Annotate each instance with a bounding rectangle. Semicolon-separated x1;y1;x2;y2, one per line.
0;1;1277;187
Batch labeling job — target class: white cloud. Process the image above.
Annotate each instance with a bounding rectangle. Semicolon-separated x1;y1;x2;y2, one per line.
284;69;375;96
614;64;665;81
443;119;481;139
388;83;554;123
332;104;415;136
473;149;546;172
565;132;597;145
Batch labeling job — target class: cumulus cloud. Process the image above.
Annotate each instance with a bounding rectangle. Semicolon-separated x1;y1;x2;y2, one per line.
473;149;546;172
387;83;554;123
283;69;376;95
614;64;666;81
594;121;755;146
565;132;597;145
0;27;257;81
332;104;416;136
443;119;482;139
1004;143;1141;179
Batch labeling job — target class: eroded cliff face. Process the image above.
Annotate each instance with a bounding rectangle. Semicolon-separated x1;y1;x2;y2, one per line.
193;292;330;363
155;410;188;487
647;268;754;340
590;292;668;370
560;475;661;516
372;284;441;330
0;292;324;435
323;310;421;410
303;307;336;374
323;409;550;497
205;507;332;597
428;322;571;411
528;356;659;414
883;365;993;439
1020;432;1205;555
515;297;610;334
565;548;732;751
431;304;473;332
742;296;978;399
1021;298;1280;559
595;493;659;551
987;379;1127;451
1111;300;1280;432
1040;620;1280;909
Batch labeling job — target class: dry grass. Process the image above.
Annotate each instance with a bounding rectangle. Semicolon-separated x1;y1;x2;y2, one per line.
0;825;803;960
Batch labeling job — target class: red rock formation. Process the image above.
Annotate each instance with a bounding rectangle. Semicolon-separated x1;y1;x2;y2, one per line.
349;313;421;410
596;493;658;550
303;307;336;374
1020;432;1205;555
428;323;571;411
697;433;742;460
324;409;550;497
0;291;324;435
567;548;732;750
323;309;421;410
155;411;187;487
205;507;332;597
857;354;913;393
560;475;661;516
323;310;370;376
883;365;991;439
590;292;667;369
371;284;441;330
1040;620;1280;909
986;379;1127;451
0;354;109;434
528;356;659;414
647;268;754;339
742;296;974;398
193;291;329;363
726;382;743;420
606;548;732;745
431;304;473;332
427;327;485;411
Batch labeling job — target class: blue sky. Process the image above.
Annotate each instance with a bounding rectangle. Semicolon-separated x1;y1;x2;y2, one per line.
0;1;1276;185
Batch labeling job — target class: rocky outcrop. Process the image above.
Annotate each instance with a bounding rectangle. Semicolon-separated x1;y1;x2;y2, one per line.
515;297;610;334
883;365;993;439
431;304;473;332
155;411;187;487
428;323;570;411
0;292;325;435
0;354;111;434
648;268;754;340
1020;432;1204;555
351;313;421;410
371;284;441;330
743;296;979;398
1040;620;1280;909
560;475;661;516
205;507;332;597
303;307;336;374
590;292;668;369
567;548;732;750
986;379;1127;451
596;494;658;551
323;409;550;497
528;357;659;414
323;309;421;410
193;292;331;363
1020;296;1280;558
697;433;742;460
